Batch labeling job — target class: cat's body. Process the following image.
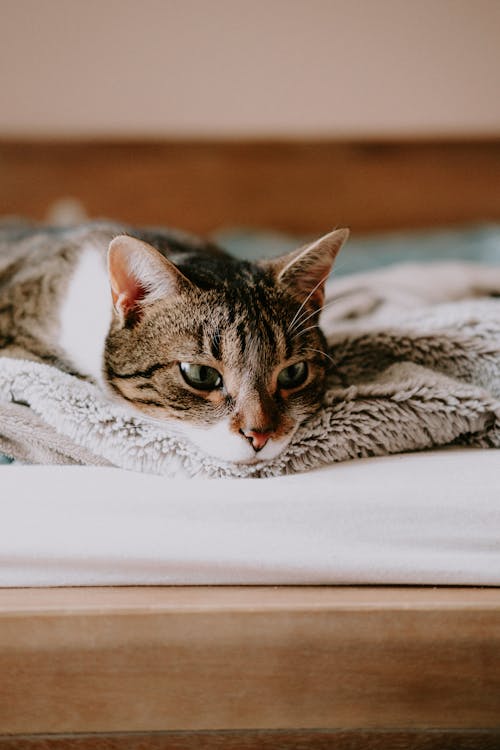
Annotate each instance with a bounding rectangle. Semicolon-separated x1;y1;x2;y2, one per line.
0;222;348;463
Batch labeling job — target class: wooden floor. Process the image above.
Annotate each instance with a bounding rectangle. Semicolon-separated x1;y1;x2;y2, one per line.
0;586;499;745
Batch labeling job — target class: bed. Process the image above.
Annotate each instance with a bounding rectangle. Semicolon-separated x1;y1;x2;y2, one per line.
0;137;499;748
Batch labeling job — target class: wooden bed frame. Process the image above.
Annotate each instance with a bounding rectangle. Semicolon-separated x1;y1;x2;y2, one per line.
1;587;499;748
1;137;500;235
1;138;499;748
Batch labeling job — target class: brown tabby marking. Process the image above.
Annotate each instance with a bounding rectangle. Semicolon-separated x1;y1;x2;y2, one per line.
0;222;348;462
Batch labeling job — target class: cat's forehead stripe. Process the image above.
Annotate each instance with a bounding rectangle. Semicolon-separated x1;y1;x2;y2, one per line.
260;313;278;352
210;329;222;361
196;323;205;355
236;320;247;355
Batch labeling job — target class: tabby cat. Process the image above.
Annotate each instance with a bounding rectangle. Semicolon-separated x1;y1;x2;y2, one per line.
0;222;348;463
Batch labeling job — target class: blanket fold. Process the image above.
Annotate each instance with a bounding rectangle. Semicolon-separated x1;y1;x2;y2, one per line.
1;261;499;477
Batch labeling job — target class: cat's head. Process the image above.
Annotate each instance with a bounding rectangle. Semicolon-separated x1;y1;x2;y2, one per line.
104;228;348;463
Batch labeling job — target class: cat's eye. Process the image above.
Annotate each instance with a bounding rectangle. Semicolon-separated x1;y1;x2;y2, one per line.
179;362;222;391
277;361;308;390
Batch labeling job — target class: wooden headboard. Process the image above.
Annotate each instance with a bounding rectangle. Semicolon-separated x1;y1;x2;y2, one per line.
1;138;500;235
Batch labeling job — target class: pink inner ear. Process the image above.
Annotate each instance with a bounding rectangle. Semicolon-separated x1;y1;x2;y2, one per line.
272;229;349;310
113;284;146;317
303;269;329;304
109;251;148;319
286;261;331;309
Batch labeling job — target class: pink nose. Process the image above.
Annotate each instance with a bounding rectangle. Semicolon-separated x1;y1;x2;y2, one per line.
240;429;272;452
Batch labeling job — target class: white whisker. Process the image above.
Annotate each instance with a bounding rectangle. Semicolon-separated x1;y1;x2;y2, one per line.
304;347;335;365
304;347;348;386
289;295;344;336
291;324;320;341
286;270;332;333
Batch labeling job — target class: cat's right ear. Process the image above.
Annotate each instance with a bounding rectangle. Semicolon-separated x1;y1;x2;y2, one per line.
108;235;193;325
260;228;349;310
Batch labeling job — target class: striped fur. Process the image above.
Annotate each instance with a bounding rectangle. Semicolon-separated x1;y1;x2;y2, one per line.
0;221;347;463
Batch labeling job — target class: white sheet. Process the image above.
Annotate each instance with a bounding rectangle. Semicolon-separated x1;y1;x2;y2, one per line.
1;448;498;586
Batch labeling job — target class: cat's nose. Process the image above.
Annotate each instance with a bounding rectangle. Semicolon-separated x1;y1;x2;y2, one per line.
240;428;272;452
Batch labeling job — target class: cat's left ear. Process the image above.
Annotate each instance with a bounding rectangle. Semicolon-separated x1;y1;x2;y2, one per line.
261;228;349;309
108;235;194;324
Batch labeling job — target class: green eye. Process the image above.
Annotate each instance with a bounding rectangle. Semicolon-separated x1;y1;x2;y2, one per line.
277;361;308;389
179;362;222;391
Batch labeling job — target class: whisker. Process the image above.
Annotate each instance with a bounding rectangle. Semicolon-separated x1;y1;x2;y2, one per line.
289;295;345;335
304;347;336;365
291;324;320;341
288;307;319;336
304;347;349;387
287;261;352;334
286;270;333;333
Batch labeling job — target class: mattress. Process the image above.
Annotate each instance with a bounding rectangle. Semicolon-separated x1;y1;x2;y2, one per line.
1;447;498;587
1;224;498;587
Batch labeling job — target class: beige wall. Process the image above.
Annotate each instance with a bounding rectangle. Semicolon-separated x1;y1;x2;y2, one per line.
1;0;499;138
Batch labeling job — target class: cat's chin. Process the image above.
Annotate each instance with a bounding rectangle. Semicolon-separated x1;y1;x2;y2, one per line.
169;418;294;465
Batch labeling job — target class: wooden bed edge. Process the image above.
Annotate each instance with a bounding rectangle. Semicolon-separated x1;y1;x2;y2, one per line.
0;586;499;735
1;728;500;750
1;584;500;614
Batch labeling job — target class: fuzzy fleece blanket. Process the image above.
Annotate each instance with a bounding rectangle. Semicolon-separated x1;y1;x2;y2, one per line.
0;261;499;478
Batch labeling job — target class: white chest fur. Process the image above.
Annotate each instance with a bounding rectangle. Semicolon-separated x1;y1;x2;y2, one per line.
58;244;113;384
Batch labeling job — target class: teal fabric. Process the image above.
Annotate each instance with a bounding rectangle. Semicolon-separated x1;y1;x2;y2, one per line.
215;223;500;274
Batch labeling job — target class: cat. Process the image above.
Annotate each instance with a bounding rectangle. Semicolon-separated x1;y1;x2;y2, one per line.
0;221;348;464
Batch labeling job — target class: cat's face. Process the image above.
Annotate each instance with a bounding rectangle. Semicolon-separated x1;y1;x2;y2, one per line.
104;229;348;463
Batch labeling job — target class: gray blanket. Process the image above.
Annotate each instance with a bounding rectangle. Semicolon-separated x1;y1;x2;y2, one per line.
0;261;499;477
